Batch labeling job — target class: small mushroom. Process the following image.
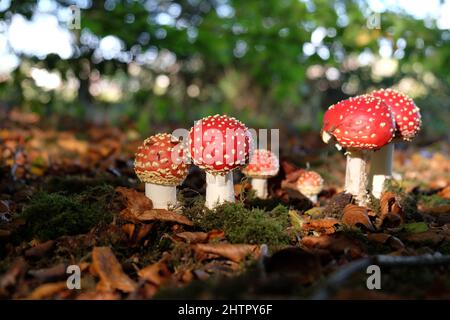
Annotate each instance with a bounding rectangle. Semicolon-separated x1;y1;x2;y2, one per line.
134;133;189;209
242;149;279;199
321;95;395;205
296;170;323;203
369;88;422;198
188;114;252;209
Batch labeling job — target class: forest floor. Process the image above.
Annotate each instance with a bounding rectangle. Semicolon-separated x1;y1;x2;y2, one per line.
1;109;450;300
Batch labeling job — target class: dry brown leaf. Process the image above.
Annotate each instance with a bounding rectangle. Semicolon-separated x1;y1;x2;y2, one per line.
377;212;402;228
122;224;136;240
132;209;193;226
380;192;404;221
193;243;260;262
368;233;405;249
28;282;68;299
342;204;375;231
420;205;450;215
367;233;392;244
25;240;55;258
122;223;154;244
438;186;450;199
404;231;445;244
28;263;67;282
116;186;153;212
301;233;365;258
302;218;340;234
91;247;137;293
0;257;27;296
175;230;224;243
175;231;208;243
138;261;172;286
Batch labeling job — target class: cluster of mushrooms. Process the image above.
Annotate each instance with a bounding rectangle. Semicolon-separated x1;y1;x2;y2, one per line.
134;88;421;211
322;88;421;205
134;114;324;210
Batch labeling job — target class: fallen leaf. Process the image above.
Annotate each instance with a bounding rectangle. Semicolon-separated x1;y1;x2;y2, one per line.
301;233;365;258
193;243;260;262
175;232;208;243
138;261;172;286
28;282;68;299
367;233;405;249
125;209;193;226
302;218;340;235
421;205;450;215
91;247;137;293
377;212;402;228
116;186;153;212
404;231;444;245
380;192;404;221
342;204;375;231
25;240;55;258
28;264;67;282
438;186;450;199
0;257;27;296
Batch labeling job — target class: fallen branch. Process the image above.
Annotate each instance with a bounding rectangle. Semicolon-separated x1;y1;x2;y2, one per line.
311;253;450;300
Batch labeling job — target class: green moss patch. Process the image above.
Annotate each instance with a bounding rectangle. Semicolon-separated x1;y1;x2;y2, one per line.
184;200;290;245
21;185;115;241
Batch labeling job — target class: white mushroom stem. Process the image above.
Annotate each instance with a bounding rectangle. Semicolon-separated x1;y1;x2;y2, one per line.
251;178;268;199
205;171;235;209
305;194;318;203
145;183;177;209
344;150;370;206
369;143;394;199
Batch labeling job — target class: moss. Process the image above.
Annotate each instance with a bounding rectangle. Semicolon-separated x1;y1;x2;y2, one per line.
45;174;131;195
184;199;290;245
21;185;115;241
418;194;450;207
385;180;419;220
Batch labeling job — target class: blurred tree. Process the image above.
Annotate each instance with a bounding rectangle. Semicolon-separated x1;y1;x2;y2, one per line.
0;0;449;137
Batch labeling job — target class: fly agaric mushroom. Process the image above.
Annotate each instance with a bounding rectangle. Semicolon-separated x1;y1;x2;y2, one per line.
369;88;422;198
321;95;395;205
188;114;252;209
296;170;324;203
134;133;188;209
242;149;279;199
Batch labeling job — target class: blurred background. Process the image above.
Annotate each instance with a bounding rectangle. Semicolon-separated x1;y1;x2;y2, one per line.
0;0;449;140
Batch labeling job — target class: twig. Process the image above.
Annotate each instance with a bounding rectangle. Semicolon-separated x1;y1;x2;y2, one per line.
311;253;450;300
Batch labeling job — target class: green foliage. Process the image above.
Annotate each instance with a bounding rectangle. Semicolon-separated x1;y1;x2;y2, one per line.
21;186;115;241
45;174;131;195
418;194;450;207
1;1;449;136
403;222;429;234
184;200;290;245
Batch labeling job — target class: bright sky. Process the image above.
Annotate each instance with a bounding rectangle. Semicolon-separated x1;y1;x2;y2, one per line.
0;0;449;75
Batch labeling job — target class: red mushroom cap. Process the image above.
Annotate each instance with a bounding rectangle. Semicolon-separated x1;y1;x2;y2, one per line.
322;95;395;150
371;88;421;141
134;133;189;185
296;170;324;196
242;149;279;178
188;114;252;175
